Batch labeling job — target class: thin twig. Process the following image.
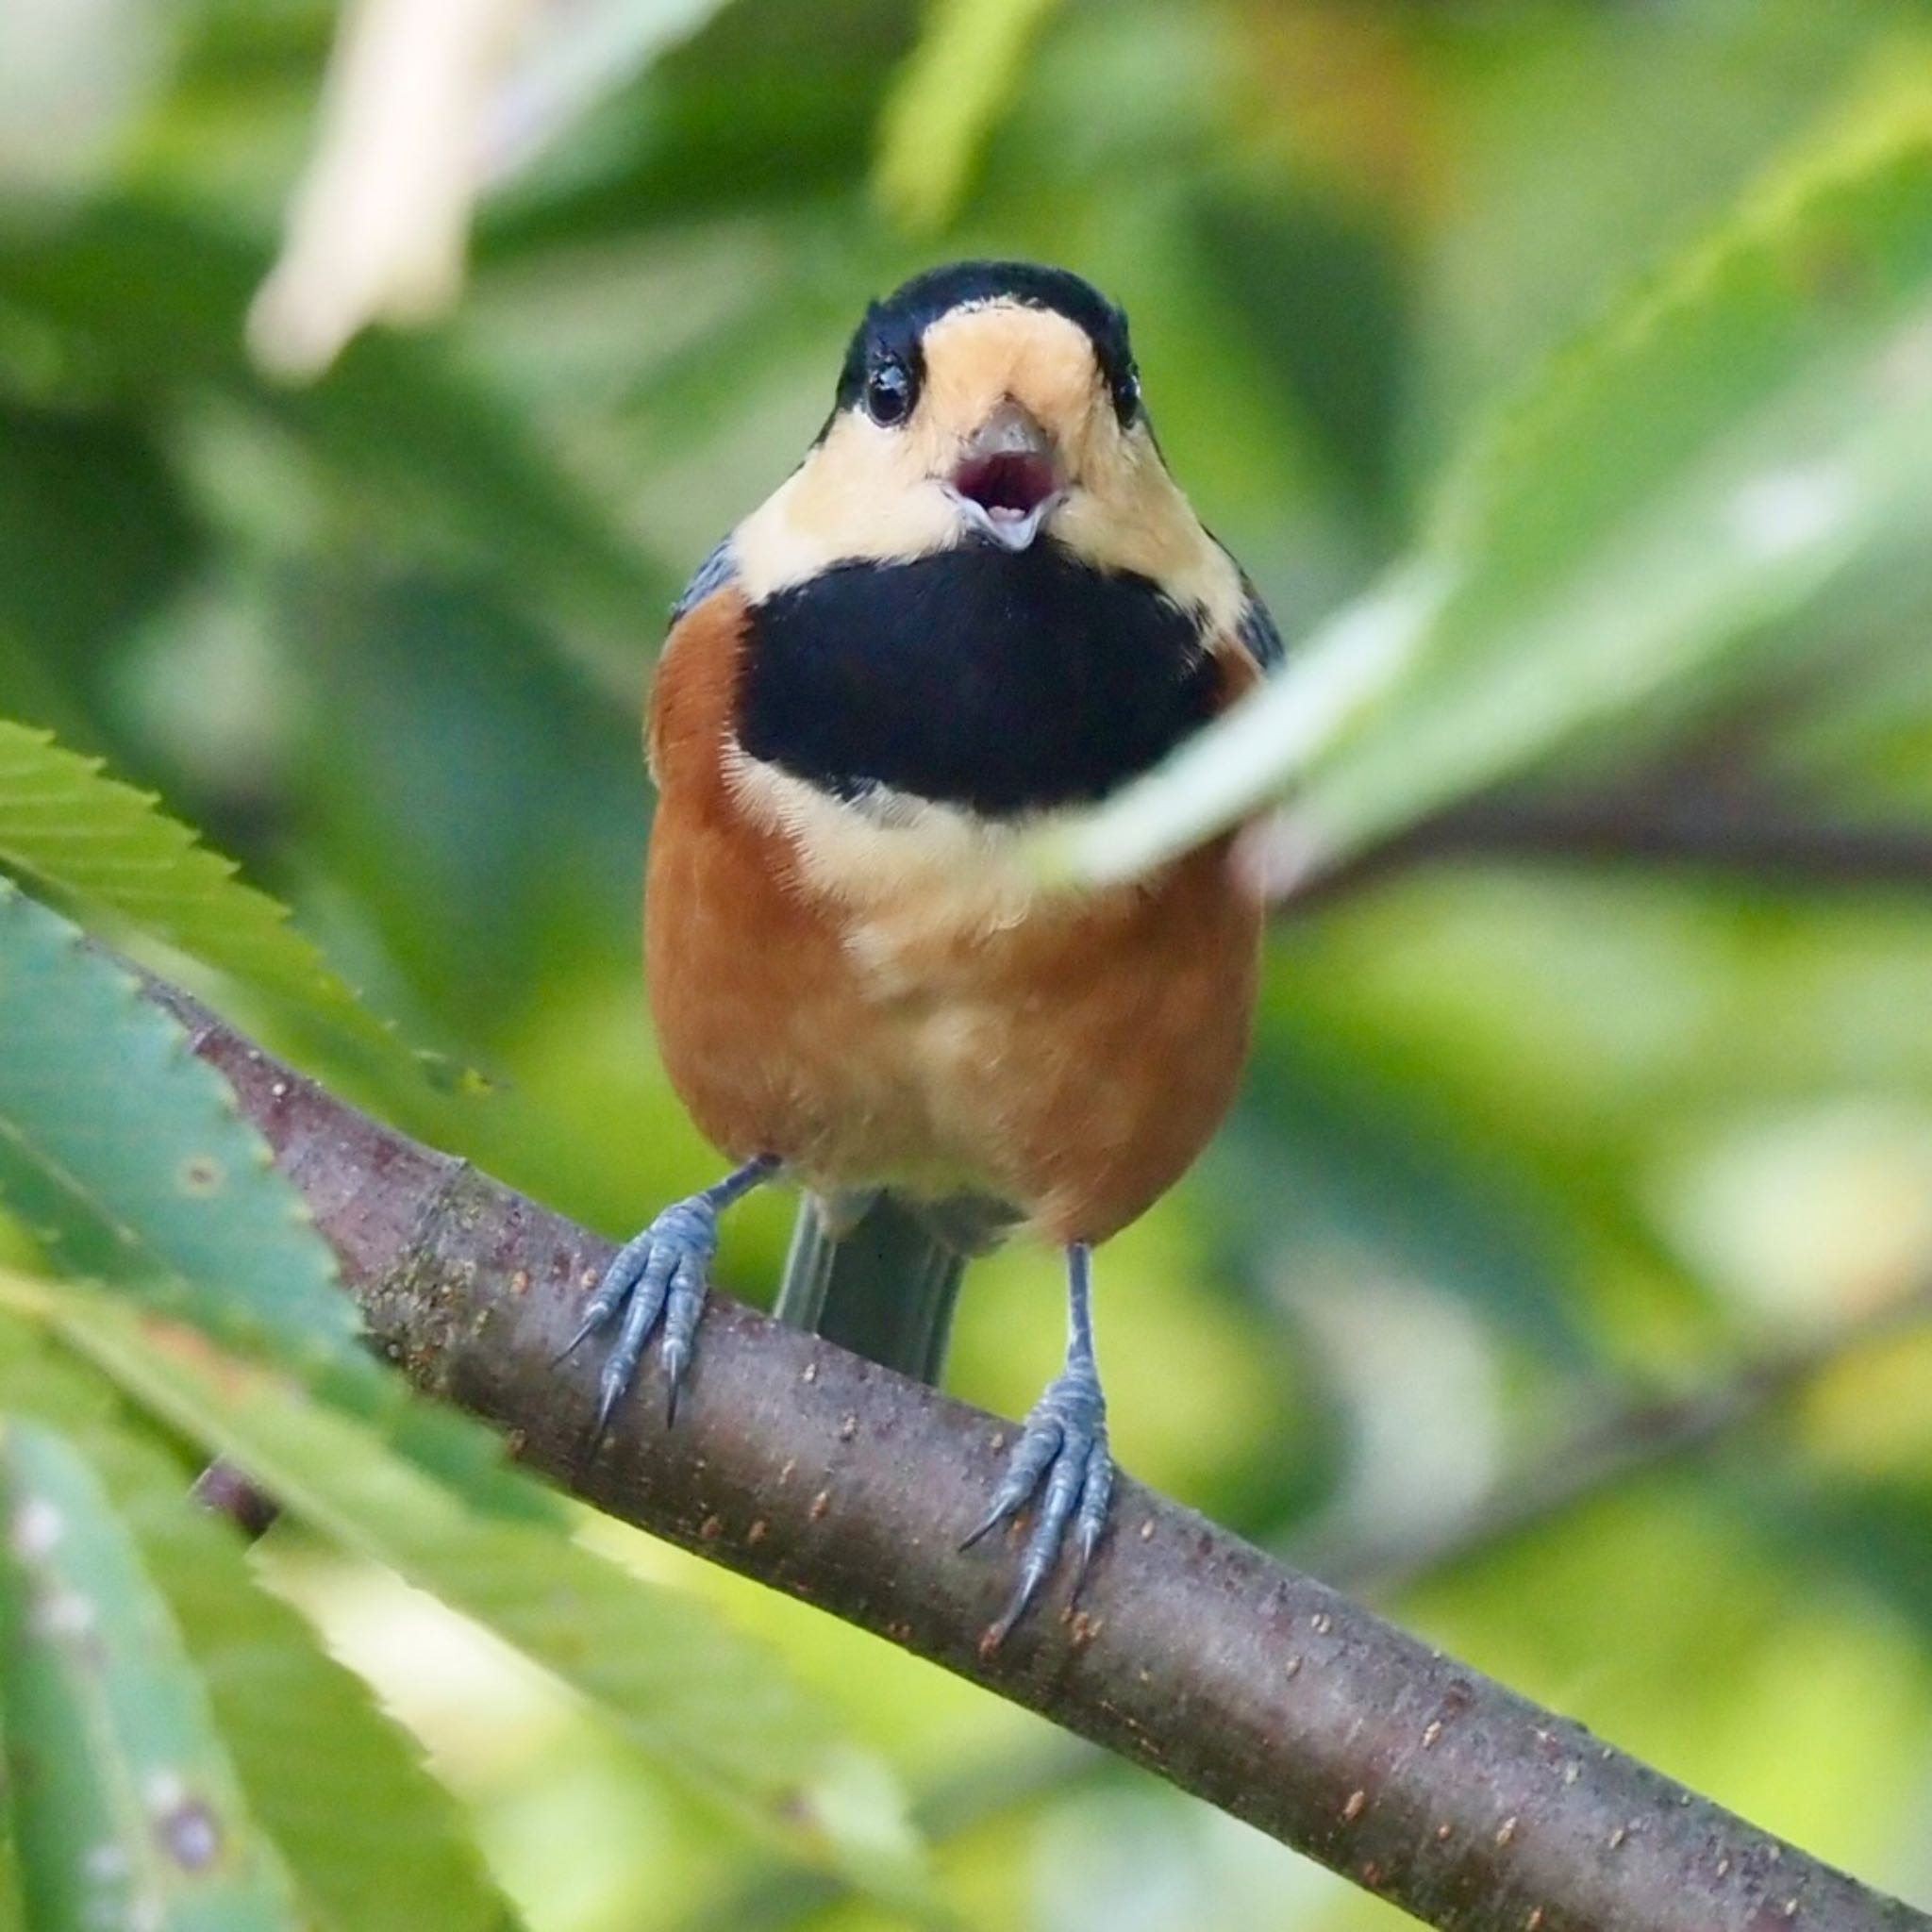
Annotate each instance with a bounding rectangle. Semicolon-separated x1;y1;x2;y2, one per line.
1269;787;1932;911
1309;1283;1932;1595
137;967;1931;1932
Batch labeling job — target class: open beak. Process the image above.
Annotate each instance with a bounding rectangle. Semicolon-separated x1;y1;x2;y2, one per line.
947;401;1064;552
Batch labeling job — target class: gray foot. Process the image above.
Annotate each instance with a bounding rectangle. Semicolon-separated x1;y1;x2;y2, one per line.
562;1195;719;1433
963;1357;1114;1644
560;1155;776;1439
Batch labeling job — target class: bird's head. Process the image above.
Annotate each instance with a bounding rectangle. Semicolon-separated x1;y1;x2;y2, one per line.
733;261;1229;615
824;260;1141;555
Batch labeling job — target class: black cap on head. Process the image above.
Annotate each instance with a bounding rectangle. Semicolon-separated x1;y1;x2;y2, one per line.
835;260;1141;425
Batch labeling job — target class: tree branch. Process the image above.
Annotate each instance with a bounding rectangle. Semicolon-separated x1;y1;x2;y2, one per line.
1301;1280;1932;1597
141;971;1929;1932
692;1281;1932;1931
1268;787;1932;911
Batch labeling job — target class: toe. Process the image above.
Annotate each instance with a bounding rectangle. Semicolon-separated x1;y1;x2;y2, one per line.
658;1253;709;1422
586;1243;679;1433
1071;1437;1113;1590
1003;1449;1085;1627
558;1232;652;1363
570;1186;737;1453
961;1414;1063;1550
972;1367;1118;1640
653;1196;719;1259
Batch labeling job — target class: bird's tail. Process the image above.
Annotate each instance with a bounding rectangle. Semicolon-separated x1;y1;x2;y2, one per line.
773;1191;973;1386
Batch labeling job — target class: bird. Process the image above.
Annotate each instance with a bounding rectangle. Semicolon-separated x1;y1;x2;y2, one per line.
563;259;1282;1641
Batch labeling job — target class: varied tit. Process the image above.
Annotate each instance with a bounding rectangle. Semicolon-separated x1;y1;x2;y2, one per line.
563;260;1282;1640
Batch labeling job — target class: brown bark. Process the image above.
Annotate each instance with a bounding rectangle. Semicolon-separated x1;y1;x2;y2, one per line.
140;970;1930;1932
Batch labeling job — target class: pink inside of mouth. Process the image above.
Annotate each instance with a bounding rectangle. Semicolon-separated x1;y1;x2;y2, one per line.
954;451;1058;522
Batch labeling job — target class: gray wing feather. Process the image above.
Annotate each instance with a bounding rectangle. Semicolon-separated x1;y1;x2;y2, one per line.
672;538;738;622
1235;571;1286;671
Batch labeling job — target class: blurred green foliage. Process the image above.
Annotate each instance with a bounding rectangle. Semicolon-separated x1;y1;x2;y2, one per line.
5;1;1932;1927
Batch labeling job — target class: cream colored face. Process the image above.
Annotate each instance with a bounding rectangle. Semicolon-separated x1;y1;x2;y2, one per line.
731;298;1244;635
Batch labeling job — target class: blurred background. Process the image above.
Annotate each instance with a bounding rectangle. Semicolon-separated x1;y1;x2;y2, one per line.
6;0;1932;1925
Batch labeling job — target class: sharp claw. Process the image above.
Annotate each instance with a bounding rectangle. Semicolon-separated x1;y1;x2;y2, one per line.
594;1366;628;1439
959;1501;1012;1554
1069;1522;1103;1605
1070;1518;1103;1599
552;1312;605;1369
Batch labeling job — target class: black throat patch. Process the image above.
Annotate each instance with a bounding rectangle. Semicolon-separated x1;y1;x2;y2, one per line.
736;544;1220;817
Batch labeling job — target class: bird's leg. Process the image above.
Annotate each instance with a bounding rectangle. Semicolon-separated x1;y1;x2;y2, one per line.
963;1241;1114;1642
560;1154;778;1439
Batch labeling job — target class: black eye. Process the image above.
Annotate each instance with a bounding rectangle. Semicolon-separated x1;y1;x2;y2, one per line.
864;358;915;426
1113;362;1142;423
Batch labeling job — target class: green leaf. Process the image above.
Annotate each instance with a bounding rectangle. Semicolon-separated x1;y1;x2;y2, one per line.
0;403;200;690
1224;1008;1595;1369
1192;186;1414;530
0;1417;303;1931
0;1316;513;1932
0;1832;20;1931
475;3;912;253
22;1283;932;1914
143;1501;521;1932
488;0;738;179
0;876;362;1368
0;882;541;1522
1046;72;1932;884
288;576;646;1040
873;0;1063;232
0;201;674;639
0;717;410;1079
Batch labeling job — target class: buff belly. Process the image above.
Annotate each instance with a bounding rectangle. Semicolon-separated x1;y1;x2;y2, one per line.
644;774;1258;1243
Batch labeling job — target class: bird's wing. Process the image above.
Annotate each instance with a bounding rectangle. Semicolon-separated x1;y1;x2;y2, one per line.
1233;569;1286;671
671;537;739;623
